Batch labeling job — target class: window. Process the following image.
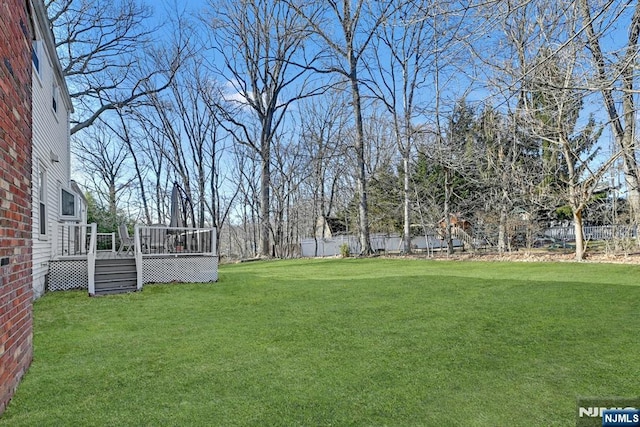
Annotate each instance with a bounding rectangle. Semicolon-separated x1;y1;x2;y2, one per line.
60;187;79;220
39;168;47;236
32;40;41;74
52;84;58;113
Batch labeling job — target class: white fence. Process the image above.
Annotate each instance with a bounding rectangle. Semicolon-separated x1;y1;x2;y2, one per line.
543;225;638;241
300;225;638;257
301;233;462;257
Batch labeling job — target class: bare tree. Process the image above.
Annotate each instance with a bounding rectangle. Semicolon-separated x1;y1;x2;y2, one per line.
523;48;614;260
201;98;238;252
478;0;622;259
296;93;351;254
131;55;221;229
287;0;398;255
125;112;171;224
46;0;184;135
99;109;154;224
205;0;319;257
230;144;261;257
422;2;478;255
270;134;308;257
367;0;443;253
578;0;640;227
73;123;136;220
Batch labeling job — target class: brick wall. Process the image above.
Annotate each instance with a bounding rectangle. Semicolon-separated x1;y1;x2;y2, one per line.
0;0;34;414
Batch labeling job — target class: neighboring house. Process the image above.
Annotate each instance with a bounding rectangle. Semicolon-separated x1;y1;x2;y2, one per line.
0;0;34;414
30;0;85;298
315;216;348;238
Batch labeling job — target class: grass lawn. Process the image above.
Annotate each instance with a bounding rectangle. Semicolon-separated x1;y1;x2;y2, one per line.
2;258;639;426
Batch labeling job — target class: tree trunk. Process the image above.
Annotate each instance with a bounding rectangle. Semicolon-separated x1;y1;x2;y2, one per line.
198;162;206;228
403;155;411;254
259;150;271;257
108;181;117;217
114;113;151;224
444;167;454;255
573;209;585;261
620;1;640;224
498;200;508;254
350;69;372;255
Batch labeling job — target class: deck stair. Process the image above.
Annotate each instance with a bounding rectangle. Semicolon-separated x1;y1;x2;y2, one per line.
451;226;476;251
93;257;137;295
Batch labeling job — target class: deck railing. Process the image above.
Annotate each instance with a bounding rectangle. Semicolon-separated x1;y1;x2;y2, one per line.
135;225;217;256
134;225;218;290
53;223;92;257
97;233;116;252
53;224;115;257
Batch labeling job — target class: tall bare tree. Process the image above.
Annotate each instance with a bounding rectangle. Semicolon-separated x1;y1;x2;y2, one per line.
296;93;351;254
206;0;318;257
270;134;308;257
99;109;154;224
367;0;442;253
287;0;398;255
578;0;640;227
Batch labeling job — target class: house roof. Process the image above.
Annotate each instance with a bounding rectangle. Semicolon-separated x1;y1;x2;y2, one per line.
70;180;87;203
324;217;347;235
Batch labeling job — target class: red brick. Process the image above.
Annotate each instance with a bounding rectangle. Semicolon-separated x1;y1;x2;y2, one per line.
0;0;33;415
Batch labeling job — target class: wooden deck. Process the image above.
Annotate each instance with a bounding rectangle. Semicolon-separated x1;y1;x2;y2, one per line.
48;225;218;294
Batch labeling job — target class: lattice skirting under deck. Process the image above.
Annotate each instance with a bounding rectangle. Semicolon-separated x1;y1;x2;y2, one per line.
48;259;88;291
142;256;218;284
47;256;218;293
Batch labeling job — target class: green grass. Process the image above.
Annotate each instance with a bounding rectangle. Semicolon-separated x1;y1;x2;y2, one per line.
2;259;639;426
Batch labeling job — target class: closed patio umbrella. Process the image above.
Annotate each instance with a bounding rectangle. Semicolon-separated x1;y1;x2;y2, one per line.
169;182;184;252
169;181;183;228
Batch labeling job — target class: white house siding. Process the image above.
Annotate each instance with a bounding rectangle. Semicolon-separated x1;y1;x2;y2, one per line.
30;0;74;299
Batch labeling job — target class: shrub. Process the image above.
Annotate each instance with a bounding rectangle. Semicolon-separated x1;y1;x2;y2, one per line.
339;243;350;258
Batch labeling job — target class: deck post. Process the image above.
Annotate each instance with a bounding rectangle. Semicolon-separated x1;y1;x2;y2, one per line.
135;226;143;291
87;223;97;295
52;223;59;257
211;228;217;256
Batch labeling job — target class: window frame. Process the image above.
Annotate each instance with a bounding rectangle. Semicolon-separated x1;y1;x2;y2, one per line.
52;83;58;113
38;166;48;239
59;186;80;221
32;40;41;75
